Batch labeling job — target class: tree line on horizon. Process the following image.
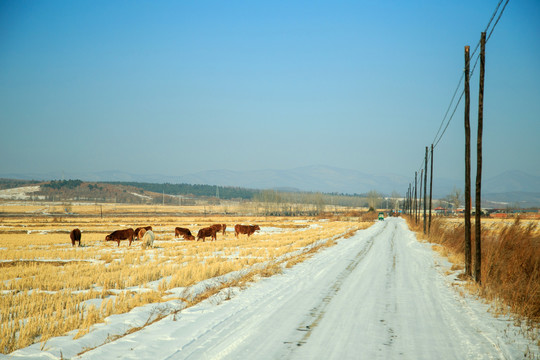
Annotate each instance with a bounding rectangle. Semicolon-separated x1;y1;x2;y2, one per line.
105;181;258;200
1;178;385;209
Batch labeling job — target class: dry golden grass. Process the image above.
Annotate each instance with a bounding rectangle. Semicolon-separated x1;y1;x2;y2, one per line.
0;203;244;216
407;216;540;328
0;201;359;218
0;205;371;354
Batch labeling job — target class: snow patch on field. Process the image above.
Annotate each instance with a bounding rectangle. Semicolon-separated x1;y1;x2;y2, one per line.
258;226;285;234
130;192;152;200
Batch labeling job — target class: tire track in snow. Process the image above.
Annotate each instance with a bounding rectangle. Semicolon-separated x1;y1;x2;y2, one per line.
379;220;399;351
284;220;389;351
158;225;387;360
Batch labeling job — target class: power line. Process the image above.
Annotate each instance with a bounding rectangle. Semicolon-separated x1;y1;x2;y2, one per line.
409;0;510;189
487;0;510;42
430;0;509;149
432;73;464;146
434;90;465;148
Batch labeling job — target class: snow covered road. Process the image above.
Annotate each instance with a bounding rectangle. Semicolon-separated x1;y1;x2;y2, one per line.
10;218;536;359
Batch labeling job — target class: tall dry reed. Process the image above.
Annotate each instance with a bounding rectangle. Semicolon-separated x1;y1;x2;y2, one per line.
407;216;540;323
481;218;539;321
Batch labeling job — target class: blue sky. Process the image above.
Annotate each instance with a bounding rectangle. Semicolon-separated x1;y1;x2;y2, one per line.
1;0;539;183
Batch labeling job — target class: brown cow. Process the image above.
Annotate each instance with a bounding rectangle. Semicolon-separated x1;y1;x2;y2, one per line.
70;228;82;247
134;226;153;240
234;224;260;238
105;228;135;246
175;227;195;240
210;224;227;236
197;227;217;242
210;224;227;235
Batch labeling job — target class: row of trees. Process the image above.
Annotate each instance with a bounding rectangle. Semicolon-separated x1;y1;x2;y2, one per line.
43;179;83;190
252;189;404;215
35;182;150;204
0;178;39;190
106;181;258;200
253;190;327;215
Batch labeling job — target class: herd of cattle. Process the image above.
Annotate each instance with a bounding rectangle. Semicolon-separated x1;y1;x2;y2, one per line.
69;224;261;248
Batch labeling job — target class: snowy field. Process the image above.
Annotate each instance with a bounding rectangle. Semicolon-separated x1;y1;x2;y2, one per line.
7;218;538;359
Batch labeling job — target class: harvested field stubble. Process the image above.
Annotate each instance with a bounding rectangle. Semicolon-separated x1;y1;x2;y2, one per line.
0;209;372;354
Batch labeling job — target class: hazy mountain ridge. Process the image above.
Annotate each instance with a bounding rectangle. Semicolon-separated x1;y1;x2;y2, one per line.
483;170;540;193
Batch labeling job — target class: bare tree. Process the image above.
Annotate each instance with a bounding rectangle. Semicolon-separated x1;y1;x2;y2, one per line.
391;191;401;211
366;190;381;211
446;187;463;211
313;192;326;215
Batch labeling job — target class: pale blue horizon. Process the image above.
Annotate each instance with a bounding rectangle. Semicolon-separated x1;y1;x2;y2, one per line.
1;0;539;186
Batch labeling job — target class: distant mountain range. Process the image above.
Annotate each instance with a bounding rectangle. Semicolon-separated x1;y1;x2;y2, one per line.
2;166;539;206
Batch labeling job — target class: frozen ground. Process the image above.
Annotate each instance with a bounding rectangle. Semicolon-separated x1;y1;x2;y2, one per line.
7;218;538;359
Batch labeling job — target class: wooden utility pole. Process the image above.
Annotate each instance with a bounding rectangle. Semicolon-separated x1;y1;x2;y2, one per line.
414;171;418;223
429;144;434;235
403;188;409;215
410;183;413;216
419;169;423;225
464;45;472;277
405;188;409;215
407;188;410;214
409;182;412;215
475;32;486;283
408;184;411;215
423;147;428;234
410;184;412;215
410;182;413;216
405;189;408;214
